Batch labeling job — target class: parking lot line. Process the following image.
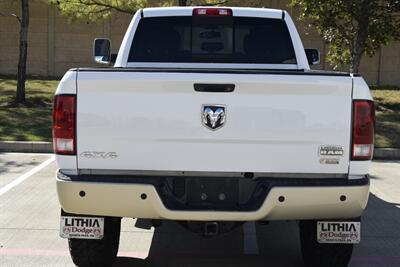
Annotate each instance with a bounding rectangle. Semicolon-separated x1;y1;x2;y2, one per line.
0;156;55;196
0;248;69;257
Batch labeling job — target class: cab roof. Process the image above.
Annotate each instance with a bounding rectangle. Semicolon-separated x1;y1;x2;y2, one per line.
142;6;285;20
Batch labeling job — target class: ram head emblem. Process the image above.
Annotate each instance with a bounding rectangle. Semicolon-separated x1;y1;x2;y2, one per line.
202;105;226;130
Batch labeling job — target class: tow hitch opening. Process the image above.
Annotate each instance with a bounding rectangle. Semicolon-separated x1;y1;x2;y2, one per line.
205;222;219;236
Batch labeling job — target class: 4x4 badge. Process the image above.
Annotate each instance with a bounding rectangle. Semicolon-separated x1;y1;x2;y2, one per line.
202;105;226;130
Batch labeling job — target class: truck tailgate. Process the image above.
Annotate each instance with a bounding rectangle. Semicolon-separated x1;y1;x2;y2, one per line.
76;71;352;174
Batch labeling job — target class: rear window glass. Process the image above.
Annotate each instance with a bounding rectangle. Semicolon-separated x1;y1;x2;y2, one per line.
128;16;296;64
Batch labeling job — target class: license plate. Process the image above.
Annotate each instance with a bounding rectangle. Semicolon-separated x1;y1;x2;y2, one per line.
317;221;360;244
60;216;104;239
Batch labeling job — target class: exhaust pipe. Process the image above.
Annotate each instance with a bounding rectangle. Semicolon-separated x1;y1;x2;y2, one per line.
204;222;219;236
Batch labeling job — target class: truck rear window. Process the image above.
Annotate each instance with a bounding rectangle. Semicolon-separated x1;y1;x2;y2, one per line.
128;16;296;64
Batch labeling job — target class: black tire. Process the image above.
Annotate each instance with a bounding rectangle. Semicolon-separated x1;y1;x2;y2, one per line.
68;217;121;267
299;220;354;267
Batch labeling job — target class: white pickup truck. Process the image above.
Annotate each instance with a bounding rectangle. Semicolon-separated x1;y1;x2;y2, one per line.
54;6;375;267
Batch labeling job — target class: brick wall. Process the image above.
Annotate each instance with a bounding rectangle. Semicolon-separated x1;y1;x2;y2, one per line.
0;0;131;77
0;0;399;86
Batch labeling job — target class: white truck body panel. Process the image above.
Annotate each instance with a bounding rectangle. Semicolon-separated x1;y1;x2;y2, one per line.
76;71;352;174
55;70;76;95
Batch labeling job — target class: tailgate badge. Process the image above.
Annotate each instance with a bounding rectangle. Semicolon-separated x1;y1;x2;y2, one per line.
319;145;344;156
319;145;343;165
80;151;118;159
202;105;226;130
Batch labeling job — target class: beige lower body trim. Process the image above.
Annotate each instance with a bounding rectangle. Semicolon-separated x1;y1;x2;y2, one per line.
57;177;369;221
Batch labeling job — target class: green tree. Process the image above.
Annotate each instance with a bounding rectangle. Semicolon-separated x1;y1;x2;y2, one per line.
290;0;400;73
1;0;29;104
48;0;150;21
48;0;237;21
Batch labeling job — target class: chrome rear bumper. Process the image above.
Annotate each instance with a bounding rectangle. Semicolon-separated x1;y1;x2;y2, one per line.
56;171;369;221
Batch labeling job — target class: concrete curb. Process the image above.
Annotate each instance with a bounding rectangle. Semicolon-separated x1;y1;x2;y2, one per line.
373;148;400;160
0;141;399;159
0;141;53;153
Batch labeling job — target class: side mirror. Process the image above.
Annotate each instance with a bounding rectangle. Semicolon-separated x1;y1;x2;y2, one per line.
305;48;320;65
94;38;111;64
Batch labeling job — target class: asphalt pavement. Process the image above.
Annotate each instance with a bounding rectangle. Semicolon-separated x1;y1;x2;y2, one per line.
0;153;399;267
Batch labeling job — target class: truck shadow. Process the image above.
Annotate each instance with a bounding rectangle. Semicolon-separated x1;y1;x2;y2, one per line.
113;193;400;267
350;194;400;267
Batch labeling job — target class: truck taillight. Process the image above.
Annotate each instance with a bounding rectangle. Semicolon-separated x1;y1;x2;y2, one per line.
193;8;232;16
53;95;76;155
352;100;375;160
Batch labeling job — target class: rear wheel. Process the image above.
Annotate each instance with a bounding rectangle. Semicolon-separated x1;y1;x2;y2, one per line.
68;217;121;267
299;220;354;267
